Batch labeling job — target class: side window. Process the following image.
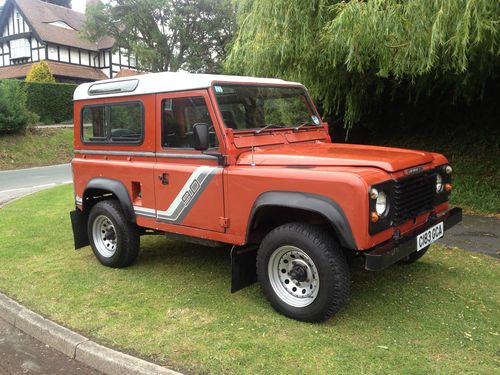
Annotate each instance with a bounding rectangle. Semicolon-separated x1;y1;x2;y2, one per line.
81;102;143;144
162;96;218;149
82;106;106;141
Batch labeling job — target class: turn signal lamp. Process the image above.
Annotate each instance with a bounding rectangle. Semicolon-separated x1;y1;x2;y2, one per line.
445;183;452;192
370;212;379;223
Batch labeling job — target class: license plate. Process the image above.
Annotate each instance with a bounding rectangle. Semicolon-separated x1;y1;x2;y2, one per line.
416;222;444;251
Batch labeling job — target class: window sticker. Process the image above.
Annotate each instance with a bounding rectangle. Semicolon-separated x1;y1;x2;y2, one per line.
214;85;223;93
311;115;320;125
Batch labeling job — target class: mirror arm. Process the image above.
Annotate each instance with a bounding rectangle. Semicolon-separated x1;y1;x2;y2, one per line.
203;151;227;166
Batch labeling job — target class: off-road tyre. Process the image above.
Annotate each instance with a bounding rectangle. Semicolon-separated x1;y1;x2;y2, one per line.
398;246;430;265
257;222;350;322
87;200;139;268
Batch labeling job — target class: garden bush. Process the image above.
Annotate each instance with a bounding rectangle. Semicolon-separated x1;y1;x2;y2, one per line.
23;81;77;124
25;61;56;83
0;80;37;133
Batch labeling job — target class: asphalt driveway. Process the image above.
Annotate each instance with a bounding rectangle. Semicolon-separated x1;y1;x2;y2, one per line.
0;164;72;207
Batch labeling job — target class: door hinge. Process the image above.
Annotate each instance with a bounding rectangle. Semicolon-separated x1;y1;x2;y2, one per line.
219;217;230;228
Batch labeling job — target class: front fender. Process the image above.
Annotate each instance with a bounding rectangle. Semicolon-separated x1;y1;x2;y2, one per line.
247;191;357;249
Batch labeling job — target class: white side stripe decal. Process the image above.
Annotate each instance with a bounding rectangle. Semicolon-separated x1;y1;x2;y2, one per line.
75;167;219;224
134;166;219;224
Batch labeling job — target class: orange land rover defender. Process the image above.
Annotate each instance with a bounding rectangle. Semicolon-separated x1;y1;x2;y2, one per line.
70;72;462;322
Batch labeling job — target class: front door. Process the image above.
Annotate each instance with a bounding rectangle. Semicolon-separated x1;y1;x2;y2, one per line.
153;90;225;233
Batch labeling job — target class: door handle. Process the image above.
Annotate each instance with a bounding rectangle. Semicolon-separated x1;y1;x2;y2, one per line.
159;173;169;185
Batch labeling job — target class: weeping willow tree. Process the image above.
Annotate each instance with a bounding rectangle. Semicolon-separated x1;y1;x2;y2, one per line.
226;0;500;128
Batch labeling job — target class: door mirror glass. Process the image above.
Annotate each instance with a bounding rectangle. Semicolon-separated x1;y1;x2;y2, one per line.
193;123;209;150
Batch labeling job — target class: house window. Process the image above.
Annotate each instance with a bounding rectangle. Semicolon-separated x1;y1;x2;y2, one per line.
15;11;21;21
10;38;30;59
129;54;136;67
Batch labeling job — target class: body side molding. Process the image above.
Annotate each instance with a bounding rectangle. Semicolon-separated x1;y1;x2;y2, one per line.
247;191;357;250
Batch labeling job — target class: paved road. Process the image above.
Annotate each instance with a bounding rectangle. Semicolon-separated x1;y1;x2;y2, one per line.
441;214;499;257
0;317;100;375
0;164;72;207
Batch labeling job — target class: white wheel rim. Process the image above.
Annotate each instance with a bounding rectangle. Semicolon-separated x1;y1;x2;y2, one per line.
92;215;117;258
268;245;320;308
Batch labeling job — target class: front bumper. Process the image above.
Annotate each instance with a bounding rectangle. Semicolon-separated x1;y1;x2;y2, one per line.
365;207;462;271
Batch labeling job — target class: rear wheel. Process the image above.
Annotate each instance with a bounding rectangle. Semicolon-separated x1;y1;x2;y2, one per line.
87;200;139;268
398;246;429;265
257;223;350;322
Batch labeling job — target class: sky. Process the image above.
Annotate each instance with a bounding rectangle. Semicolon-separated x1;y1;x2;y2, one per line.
0;0;88;13
71;0;87;13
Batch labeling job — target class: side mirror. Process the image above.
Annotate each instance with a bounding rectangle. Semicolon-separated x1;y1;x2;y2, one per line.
193;122;209;151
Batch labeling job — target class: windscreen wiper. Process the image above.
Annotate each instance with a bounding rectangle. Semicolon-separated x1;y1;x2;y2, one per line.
293;122;316;131
255;124;287;134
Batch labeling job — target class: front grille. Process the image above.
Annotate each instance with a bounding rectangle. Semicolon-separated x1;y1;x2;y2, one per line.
393;171;437;225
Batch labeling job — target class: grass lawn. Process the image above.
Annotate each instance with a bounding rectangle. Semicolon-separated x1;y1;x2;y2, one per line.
0;185;498;374
0;128;73;170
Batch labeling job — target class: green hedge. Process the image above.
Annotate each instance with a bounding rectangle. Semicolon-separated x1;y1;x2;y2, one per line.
22;81;77;124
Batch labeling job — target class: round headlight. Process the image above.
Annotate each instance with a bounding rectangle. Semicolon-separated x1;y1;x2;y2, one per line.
375;191;388;216
436;174;443;193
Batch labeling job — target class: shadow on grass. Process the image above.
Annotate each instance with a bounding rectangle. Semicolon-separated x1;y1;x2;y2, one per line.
128;234;459;326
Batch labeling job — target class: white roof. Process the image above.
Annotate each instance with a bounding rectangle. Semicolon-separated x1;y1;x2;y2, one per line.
73;72;302;101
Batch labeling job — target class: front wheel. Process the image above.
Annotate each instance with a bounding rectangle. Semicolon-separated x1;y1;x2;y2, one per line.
257;223;350;322
87;200;139;268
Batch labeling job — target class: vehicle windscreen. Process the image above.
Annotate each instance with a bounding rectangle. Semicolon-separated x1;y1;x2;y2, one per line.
213;85;320;132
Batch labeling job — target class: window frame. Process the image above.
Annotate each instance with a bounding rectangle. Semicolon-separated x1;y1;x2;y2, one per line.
211;83;321;132
10;38;30;60
161;96;220;151
80;100;145;146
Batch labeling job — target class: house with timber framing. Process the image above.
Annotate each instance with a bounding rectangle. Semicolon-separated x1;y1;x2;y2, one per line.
0;0;140;82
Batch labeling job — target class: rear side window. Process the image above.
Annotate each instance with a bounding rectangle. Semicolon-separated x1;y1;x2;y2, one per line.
81;101;144;144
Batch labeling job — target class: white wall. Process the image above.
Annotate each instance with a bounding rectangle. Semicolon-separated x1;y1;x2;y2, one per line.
3;6;30;37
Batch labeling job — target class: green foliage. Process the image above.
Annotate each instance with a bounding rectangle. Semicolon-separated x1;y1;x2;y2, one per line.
25;61;56;83
83;0;236;73
22;81;77;124
226;0;500;127
0;80;37;133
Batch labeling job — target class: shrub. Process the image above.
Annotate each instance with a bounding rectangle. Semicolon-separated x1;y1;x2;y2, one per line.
0;80;37;133
26;61;56;83
23;81;77;124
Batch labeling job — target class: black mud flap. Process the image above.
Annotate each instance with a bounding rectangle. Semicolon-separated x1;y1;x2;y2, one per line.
70;209;90;250
231;245;258;293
